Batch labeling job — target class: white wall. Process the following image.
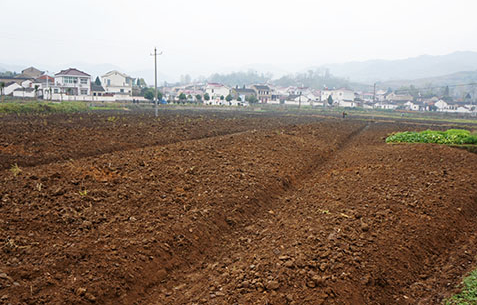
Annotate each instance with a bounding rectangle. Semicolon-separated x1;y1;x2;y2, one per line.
205;86;229;98
13;90;36;98
50;93;142;102
54;75;91;95
102;72;132;94
4;83;21;95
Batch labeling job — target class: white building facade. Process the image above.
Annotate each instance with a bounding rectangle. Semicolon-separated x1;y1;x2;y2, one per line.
101;70;134;95
205;83;230;99
54;68;91;96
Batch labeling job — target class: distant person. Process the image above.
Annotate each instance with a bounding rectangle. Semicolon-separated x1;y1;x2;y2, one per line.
342;111;347;119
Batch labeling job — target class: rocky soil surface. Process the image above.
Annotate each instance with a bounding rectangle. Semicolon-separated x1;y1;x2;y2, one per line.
0;112;476;305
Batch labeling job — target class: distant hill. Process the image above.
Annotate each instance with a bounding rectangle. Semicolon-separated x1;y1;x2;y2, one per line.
0;63;26;73
378;70;477;89
320;51;477;84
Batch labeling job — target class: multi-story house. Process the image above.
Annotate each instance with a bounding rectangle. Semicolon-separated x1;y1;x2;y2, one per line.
54;68;91;96
230;86;256;101
205;83;230;99
101;70;134;95
251;85;271;102
16;66;43;79
321;88;355;105
386;92;413;102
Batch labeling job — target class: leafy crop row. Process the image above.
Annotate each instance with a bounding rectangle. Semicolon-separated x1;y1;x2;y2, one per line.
386;129;477;145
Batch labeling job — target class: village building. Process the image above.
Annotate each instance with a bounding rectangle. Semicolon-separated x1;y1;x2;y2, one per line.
251;85;271;102
54;68;91;96
13;87;36;98
101;70;134;96
386;92;413;102
91;83;106;97
16;66;43;79
230;86;256;101
3;82;22;95
205;83;230;99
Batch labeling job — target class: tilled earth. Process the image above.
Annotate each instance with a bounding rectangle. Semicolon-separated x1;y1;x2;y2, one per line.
0;111;476;305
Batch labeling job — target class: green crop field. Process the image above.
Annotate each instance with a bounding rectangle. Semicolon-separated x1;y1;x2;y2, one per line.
386;129;477;145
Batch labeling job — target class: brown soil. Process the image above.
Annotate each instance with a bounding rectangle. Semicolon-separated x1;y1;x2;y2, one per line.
0;111;476;305
0;111;319;170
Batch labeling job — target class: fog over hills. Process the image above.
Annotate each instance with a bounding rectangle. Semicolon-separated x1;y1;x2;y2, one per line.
319;51;477;84
3;51;477;88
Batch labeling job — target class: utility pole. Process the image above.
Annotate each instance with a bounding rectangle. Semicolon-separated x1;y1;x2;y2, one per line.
151;47;163;117
472;84;476;116
373;82;376;103
45;70;49;100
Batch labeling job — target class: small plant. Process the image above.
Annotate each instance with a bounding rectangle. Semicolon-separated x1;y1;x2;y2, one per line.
36;183;42;192
79;190;88;197
107;116;118;123
10;163;22;176
445;269;477;304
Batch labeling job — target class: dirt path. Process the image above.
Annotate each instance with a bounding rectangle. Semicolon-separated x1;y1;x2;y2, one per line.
144;122;477;305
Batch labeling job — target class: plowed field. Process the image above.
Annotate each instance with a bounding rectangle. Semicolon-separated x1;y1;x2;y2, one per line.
0;111;476;305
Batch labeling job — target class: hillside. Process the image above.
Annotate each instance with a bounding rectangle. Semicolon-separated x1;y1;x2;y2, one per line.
321;51;477;83
379;70;477;89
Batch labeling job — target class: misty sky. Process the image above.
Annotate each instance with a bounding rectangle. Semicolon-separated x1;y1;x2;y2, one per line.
1;0;477;82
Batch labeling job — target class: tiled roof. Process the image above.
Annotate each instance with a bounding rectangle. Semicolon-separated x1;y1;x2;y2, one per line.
55;68;90;77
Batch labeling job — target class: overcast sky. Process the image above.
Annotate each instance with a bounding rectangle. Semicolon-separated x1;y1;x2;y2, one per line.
1;0;477;82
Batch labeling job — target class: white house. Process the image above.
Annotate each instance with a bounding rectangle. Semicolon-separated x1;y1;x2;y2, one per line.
332;89;355;103
321;89;333;103
205;83;230;99
435;100;472;113
321;88;355;105
3;82;22;95
434;100;449;111
386;92;413;102
338;100;359;108
13;87;36;98
21;79;33;88
54;68;91;96
404;101;420;111
375;102;399;110
101;70;134;95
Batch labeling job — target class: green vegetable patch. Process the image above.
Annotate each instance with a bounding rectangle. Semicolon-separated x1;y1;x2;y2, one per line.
386;129;477;145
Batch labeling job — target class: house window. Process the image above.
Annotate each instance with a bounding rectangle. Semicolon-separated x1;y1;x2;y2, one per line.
80;78;88;85
80;89;88;95
63;76;77;84
107;80;111;86
120;89;124;93
54;89;59;93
